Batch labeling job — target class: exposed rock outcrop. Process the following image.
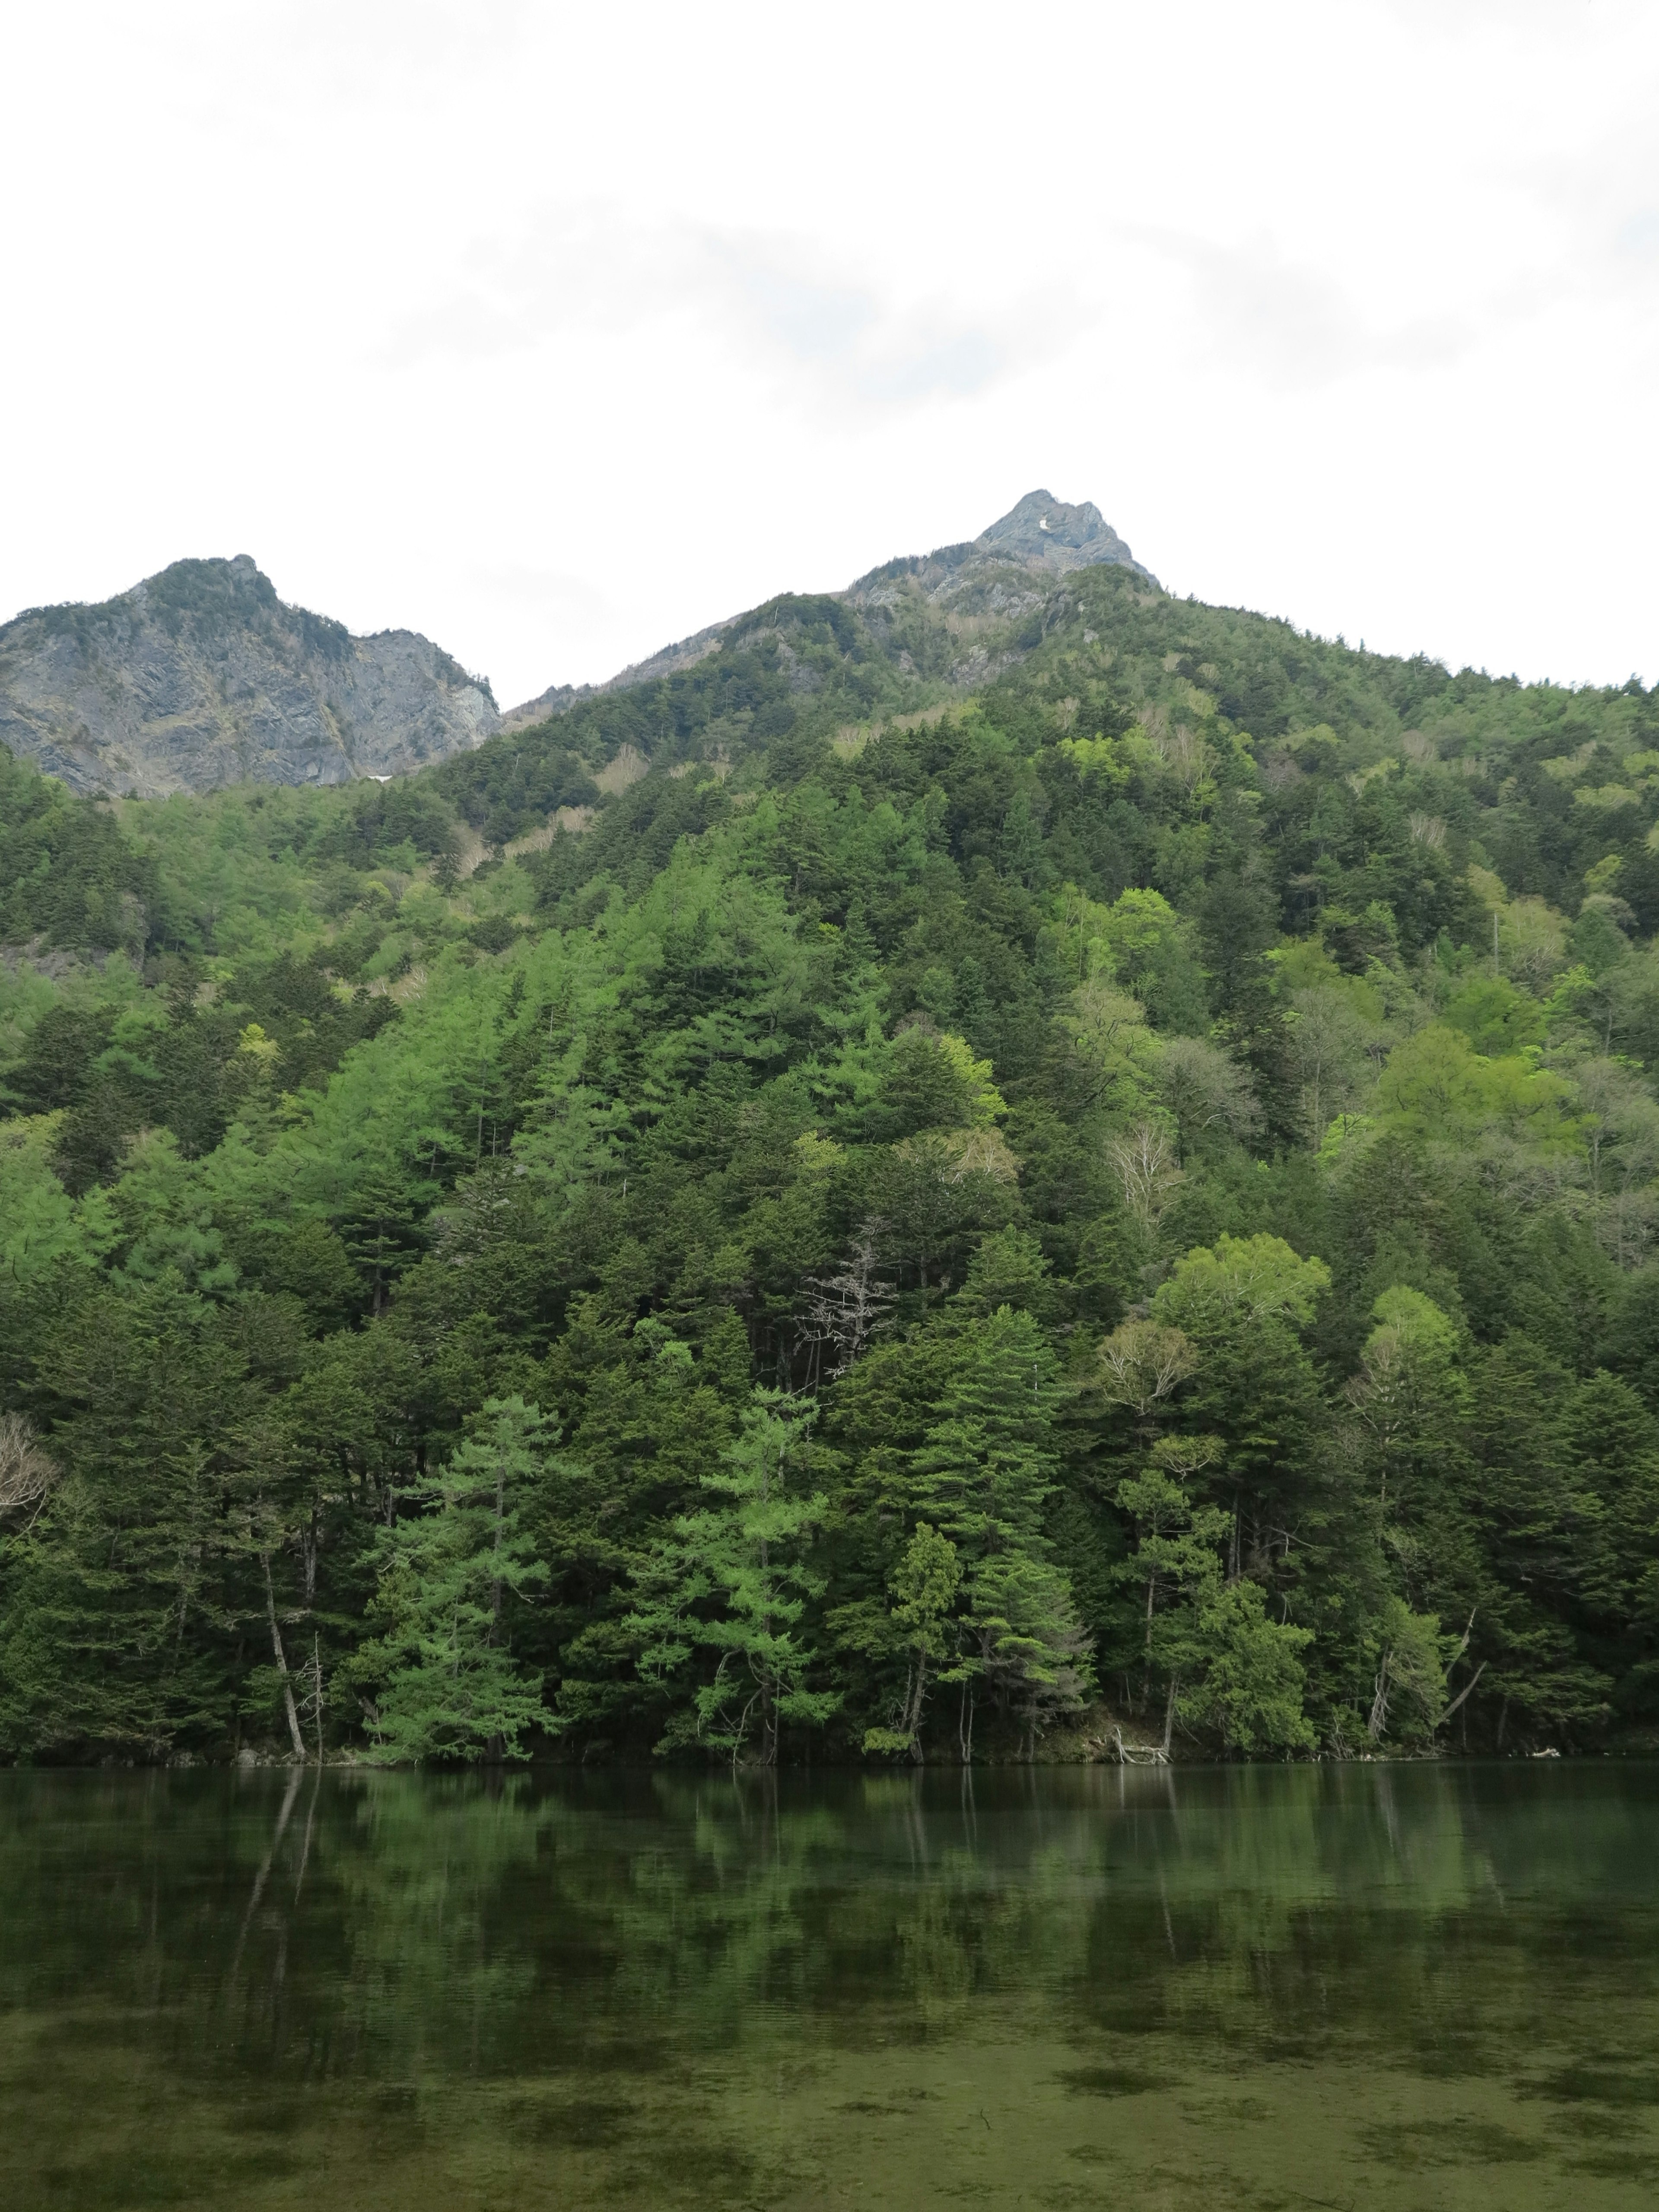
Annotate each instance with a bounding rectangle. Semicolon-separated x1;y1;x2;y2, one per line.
973;489;1151;578
0;556;499;797
847;489;1156;616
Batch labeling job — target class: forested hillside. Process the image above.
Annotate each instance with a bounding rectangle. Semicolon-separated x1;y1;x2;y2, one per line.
5;553;1659;1765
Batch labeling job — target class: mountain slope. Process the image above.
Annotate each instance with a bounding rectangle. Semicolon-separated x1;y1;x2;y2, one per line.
0;556;499;798
0;492;1146;798
457;492;1157;849
499;489;1153;731
9;497;1659;1768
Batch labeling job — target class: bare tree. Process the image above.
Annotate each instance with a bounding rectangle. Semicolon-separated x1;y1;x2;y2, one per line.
0;1414;56;1532
1156;1036;1262;1158
801;1220;896;1382
260;1547;306;1761
1107;1121;1183;1232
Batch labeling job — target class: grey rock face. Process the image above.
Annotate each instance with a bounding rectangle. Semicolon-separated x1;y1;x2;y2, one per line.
848;489;1155;611
974;489;1151;578
837;489;1156;686
0;556;499;796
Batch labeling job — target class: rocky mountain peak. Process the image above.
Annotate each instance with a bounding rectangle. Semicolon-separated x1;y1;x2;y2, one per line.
0;559;499;797
975;489;1150;578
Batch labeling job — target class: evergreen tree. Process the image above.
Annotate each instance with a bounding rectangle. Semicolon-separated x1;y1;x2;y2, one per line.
1112;1436;1315;1754
628;1389;839;1764
862;1520;962;1760
877;1304;1095;1755
356;1396;552;1763
10;539;1659;1763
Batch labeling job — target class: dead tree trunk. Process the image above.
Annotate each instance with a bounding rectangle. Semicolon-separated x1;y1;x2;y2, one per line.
261;1550;305;1760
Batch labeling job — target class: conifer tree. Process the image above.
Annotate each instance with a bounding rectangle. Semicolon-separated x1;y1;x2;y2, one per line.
900;1305;1094;1753
1112;1436;1315;1754
629;1389;839;1765
357;1396;551;1763
863;1521;961;1760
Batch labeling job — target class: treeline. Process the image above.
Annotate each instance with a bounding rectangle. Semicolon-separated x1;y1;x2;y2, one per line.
4;562;1659;1764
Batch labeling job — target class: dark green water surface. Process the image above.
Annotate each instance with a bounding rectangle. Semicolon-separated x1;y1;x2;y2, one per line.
3;1762;1657;2209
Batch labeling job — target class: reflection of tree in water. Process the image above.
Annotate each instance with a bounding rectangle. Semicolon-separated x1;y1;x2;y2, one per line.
290;1768;1659;2079
5;1764;1659;2170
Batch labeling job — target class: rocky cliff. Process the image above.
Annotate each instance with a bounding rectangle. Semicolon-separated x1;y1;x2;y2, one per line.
0;556;499;798
970;488;1150;579
846;489;1154;621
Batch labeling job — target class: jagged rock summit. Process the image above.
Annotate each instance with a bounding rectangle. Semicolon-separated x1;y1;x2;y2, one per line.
0;555;499;798
501;490;1151;728
843;487;1155;630
973;489;1150;579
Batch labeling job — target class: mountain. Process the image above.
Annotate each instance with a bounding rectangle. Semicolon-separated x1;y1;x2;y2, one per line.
10;487;1659;1773
0;493;1146;794
499;618;729;734
0;555;499;798
432;493;1170;852
500;490;1152;728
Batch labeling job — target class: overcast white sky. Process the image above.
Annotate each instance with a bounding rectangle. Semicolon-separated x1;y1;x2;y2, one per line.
5;1;1657;707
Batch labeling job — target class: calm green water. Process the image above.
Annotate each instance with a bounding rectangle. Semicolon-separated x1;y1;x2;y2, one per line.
2;1764;1657;2210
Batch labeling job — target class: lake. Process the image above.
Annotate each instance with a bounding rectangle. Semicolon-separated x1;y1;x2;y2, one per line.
1;1761;1656;2209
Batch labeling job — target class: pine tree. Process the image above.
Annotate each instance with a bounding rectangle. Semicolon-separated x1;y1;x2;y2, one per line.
628;1389;839;1765
903;1306;1093;1754
863;1521;962;1760
1112;1436;1315;1754
356;1396;551;1763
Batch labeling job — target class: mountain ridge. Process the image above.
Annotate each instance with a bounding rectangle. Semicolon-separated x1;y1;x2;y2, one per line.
499;489;1153;731
0;493;1150;796
0;555;500;799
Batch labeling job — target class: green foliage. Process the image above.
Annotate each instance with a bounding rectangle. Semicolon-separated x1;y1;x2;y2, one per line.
628;1387;838;1764
1154;1232;1332;1332
355;1396;552;1764
1112;1437;1315;1753
5;553;1659;1763
862;1521;963;1759
0;747;162;952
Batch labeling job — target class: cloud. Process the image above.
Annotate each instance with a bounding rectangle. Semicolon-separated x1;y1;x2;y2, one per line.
709;230;1020;405
376;203;1034;412
464;560;612;625
1129;229;1474;389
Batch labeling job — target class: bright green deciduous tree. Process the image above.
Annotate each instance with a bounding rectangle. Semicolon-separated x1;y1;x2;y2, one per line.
1375;1024;1579;1150
1153;1233;1332;1334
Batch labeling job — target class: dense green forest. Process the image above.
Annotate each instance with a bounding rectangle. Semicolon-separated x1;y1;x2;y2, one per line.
6;557;1659;1765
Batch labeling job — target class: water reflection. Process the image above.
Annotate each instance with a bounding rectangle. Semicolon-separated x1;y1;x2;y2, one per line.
3;1764;1657;2208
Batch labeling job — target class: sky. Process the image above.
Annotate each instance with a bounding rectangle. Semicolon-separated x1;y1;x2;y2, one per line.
5;0;1658;708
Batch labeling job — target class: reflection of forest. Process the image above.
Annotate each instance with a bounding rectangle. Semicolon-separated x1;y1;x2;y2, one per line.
4;1766;1659;2209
